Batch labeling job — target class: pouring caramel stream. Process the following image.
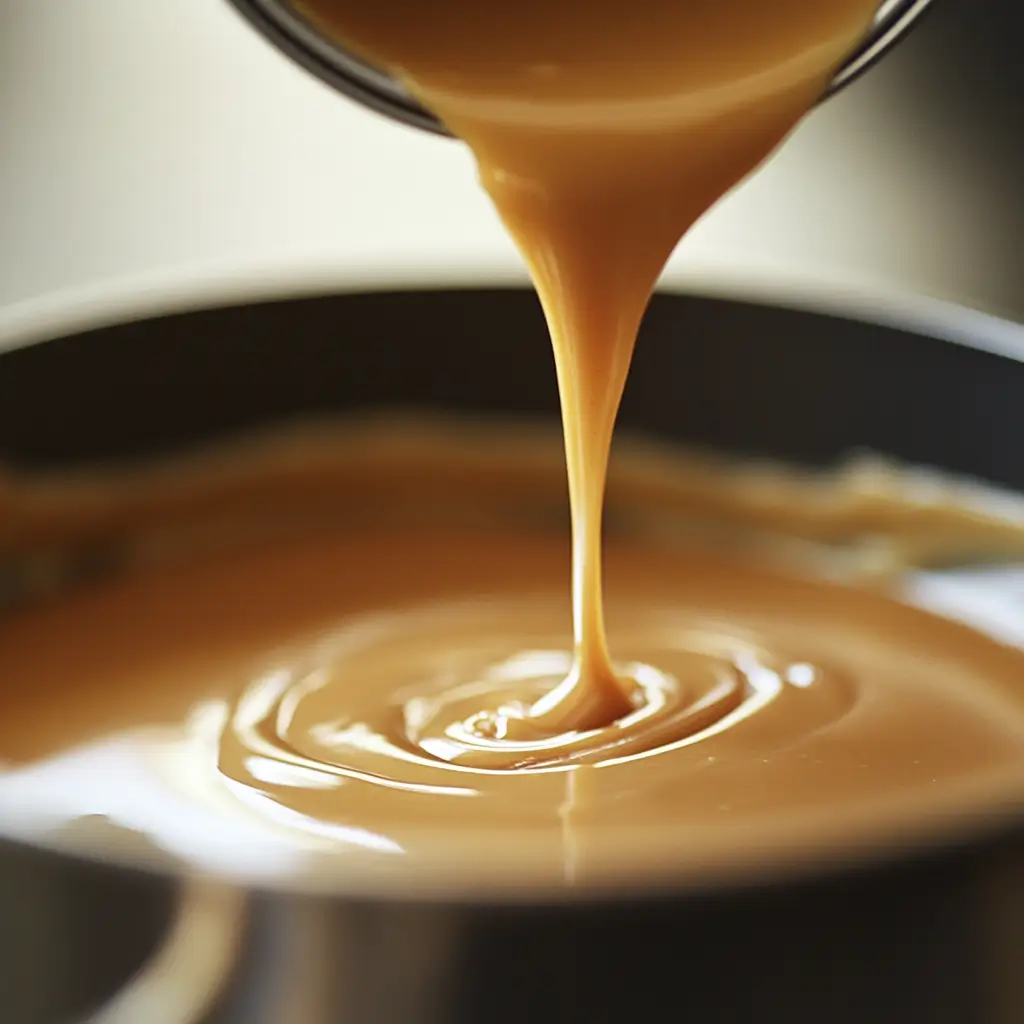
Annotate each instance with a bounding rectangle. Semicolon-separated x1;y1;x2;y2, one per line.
297;0;879;739
1;1;1024;896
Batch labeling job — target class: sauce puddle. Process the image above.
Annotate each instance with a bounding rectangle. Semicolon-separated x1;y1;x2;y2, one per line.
0;427;1023;894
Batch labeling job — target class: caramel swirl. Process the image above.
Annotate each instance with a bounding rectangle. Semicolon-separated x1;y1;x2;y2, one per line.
0;433;1023;894
220;600;847;788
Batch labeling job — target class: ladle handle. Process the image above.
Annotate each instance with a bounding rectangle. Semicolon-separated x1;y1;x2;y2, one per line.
83;881;246;1024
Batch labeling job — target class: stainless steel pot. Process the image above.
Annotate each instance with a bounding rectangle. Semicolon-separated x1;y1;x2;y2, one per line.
0;287;1022;1024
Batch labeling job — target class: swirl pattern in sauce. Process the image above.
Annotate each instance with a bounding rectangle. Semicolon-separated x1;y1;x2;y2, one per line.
0;431;1022;895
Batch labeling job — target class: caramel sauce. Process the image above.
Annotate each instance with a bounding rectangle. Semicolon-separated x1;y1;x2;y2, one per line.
0;427;1022;894
298;0;879;737
0;0;1023;896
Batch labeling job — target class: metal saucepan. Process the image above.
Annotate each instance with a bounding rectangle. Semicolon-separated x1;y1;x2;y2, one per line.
0;287;1021;1024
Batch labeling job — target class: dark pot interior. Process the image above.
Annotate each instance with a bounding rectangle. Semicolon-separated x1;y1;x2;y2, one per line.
0;288;1022;1024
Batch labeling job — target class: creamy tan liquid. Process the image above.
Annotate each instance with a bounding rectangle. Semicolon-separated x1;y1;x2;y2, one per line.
0;0;1023;897
297;0;880;737
0;426;1023;894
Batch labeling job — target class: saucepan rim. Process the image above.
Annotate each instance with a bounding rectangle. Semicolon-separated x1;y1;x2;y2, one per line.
1;268;1022;365
0;279;1022;905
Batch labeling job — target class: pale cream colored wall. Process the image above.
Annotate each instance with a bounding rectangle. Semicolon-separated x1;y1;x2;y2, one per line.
0;0;1011;345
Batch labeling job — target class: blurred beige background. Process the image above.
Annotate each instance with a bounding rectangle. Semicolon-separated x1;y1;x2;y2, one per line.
0;0;1018;343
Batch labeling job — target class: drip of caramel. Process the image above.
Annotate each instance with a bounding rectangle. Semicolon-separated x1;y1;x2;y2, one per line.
297;0;878;732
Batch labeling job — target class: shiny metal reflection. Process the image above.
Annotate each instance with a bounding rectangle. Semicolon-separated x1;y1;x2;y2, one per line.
223;0;936;136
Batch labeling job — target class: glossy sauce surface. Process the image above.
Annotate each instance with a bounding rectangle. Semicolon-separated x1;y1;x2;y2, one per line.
0;427;1023;895
297;0;879;738
1;0;1023;895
